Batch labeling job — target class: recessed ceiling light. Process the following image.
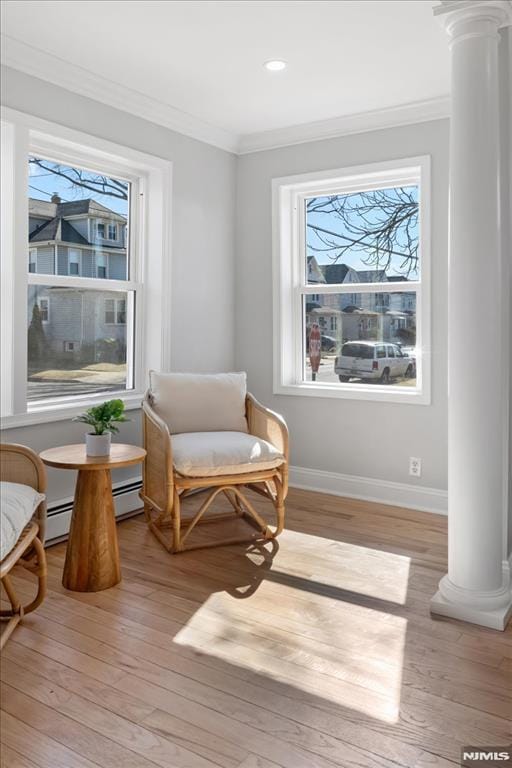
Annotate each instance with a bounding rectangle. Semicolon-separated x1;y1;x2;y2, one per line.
264;59;287;72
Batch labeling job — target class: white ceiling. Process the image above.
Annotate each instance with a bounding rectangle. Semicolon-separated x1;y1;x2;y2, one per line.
1;0;450;152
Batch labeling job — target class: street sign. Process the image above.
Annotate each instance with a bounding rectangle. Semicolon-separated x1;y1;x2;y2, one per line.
309;323;321;380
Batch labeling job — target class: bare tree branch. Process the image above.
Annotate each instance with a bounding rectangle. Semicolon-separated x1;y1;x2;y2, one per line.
306;186;419;278
29;158;129;201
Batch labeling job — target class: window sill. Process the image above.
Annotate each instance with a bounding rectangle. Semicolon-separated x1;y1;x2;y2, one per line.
1;391;144;430
274;382;431;405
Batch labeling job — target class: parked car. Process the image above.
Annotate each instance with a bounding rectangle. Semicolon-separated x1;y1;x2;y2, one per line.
320;334;337;353
334;341;415;384
306;331;338;353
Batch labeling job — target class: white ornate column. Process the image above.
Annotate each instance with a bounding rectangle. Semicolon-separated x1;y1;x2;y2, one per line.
431;0;512;630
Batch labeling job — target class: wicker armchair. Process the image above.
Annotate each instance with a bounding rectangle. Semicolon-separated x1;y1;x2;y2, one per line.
140;372;289;553
0;443;47;649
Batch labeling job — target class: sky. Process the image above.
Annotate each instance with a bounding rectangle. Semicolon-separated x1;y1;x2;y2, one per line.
306;184;419;280
28;156;128;217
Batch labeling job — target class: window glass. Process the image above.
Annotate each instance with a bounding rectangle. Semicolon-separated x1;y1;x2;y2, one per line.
69;249;80;276
28;155;129;281
306;185;419;285
97;253;107;279
304;292;416;387
27;285;132;401
38;298;49;323
26;154;135;404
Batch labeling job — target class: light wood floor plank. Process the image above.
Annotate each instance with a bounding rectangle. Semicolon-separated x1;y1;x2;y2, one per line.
0;708;105;768
2;489;510;768
7;620;450;768
3;639;248;768
2;662;222;768
0;745;41;768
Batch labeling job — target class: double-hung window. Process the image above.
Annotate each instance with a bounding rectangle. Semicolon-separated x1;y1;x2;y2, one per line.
38;298;49;323
273;156;430;404
68;249;81;276
96;253;108;279
1;108;172;427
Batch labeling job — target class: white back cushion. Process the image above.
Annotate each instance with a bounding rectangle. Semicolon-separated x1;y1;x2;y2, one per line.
149;371;248;434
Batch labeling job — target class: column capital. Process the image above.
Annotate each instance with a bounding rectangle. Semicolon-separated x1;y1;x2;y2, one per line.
434;1;512;39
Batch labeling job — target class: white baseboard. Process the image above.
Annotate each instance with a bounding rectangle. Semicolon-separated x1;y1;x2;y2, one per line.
289;465;448;515
44;467;448;542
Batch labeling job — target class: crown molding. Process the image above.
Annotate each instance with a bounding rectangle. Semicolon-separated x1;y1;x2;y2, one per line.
238;96;451;154
0;34;240;154
1;33;451;157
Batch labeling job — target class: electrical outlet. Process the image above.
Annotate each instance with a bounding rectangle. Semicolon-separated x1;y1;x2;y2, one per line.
409;457;422;478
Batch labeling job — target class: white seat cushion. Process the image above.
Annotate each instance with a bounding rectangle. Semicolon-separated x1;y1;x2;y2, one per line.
172;431;285;477
149;371;248;434
0;482;45;561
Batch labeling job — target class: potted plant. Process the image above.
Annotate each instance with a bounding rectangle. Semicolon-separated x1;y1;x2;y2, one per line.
73;399;129;456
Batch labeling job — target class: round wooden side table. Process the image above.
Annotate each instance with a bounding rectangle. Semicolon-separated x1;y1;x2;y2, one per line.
40;443;146;593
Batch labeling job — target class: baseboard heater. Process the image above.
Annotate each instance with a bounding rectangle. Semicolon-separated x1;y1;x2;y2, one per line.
46;478;143;545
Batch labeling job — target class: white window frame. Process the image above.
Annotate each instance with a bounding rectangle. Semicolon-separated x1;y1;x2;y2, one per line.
272;155;431;405
108;223;117;241
1;107;172;428
96;221;106;239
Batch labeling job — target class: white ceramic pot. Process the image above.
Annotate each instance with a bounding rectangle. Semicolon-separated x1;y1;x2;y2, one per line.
85;432;111;457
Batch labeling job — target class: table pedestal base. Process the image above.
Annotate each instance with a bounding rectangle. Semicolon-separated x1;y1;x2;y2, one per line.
63;469;121;592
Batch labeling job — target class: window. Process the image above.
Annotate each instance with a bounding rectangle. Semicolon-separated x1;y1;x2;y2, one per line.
108;223;117;240
69;249;81;276
1;108;172;426
97;222;105;238
105;298;126;325
24;147;132;402
38;298;49;323
96;253;107;279
273;156;430;403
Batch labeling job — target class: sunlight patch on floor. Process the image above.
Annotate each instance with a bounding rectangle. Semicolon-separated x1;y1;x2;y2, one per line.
274;527;412;605
173;531;410;723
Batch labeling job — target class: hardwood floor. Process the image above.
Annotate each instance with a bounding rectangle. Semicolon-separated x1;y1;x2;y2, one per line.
1;487;511;767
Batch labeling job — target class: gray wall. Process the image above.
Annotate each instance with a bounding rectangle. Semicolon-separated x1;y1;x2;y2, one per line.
1;66;236;505
235;120;450;491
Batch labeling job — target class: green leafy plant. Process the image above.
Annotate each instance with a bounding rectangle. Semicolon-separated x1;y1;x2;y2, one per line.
73;399;129;435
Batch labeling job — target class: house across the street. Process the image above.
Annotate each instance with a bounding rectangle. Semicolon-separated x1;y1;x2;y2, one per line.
28;195;128;365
